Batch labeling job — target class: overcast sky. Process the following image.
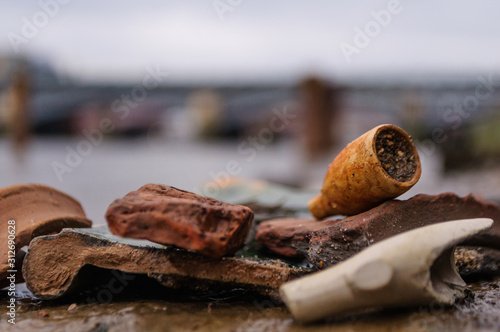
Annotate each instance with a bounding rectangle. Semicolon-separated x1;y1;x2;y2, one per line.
1;0;499;84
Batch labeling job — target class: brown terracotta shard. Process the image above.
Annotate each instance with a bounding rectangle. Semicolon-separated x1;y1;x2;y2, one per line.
256;218;326;257
257;193;500;269
0;184;92;288
22;227;308;300
106;184;254;258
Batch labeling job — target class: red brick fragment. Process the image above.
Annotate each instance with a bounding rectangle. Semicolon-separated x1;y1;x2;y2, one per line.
106;184;254;258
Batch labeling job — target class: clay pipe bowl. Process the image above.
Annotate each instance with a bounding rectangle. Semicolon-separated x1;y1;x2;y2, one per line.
308;124;421;219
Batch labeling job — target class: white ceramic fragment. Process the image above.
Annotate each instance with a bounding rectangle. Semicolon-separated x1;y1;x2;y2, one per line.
279;218;493;323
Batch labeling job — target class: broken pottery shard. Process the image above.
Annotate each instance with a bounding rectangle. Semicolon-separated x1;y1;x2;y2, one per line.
256;218;324;257
22;227;307;300
257;193;500;269
280;218;493;323
0;184;92;288
106;184;254;258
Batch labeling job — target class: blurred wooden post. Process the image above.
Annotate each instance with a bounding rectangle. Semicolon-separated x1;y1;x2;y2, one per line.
300;77;338;160
8;68;30;160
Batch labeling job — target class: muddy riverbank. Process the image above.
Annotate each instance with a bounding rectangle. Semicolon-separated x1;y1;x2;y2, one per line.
1;276;499;331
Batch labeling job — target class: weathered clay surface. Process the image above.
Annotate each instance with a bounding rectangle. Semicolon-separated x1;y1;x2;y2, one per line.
257;193;500;268
0;184;92;288
22;227;308;300
256;218;325;257
106;184;254;258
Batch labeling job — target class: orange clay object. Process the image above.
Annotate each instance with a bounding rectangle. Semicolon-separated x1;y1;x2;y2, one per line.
308;124;421;219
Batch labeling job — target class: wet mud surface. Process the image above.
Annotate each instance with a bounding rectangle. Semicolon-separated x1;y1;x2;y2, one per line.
1;276;499;331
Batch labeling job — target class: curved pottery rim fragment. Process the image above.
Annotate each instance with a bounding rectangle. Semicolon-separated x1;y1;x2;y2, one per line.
280;218;493;323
